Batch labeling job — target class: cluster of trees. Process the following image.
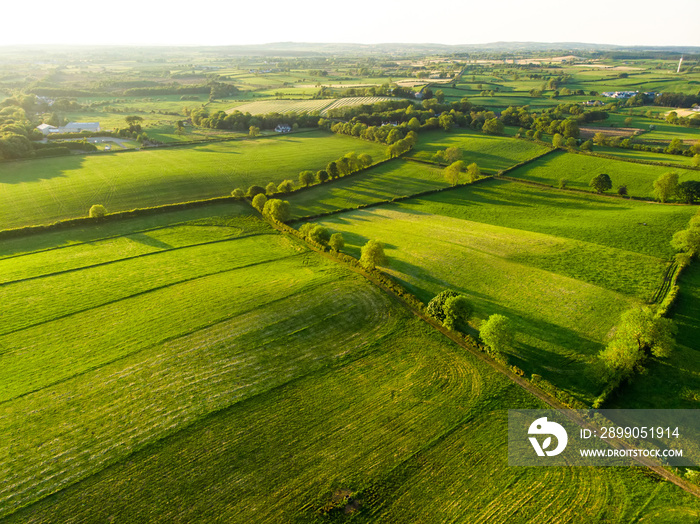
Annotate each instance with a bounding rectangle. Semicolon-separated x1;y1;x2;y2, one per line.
653;172;700;204
251;194;291;222
593;133;699;159
426;290;473;331
654;93;700;108
328;120;419;145
671;209;700;254
298;223;345;252
665;111;700;128
190;108;318;132
443;160;481;186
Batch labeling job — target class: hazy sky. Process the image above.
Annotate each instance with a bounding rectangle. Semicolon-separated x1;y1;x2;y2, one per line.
5;0;699;47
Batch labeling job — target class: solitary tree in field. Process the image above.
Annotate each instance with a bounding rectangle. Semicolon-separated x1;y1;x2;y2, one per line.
328;233;345;252
263;199;291;222
444;161;464;186
590;173;612;194
252;193;267;212
360;240;387;269
653;172;679;203
89;204;106;218
299;170;315;187
480;314;514;355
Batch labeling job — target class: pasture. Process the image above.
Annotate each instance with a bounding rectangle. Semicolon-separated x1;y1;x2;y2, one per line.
311;180;695;402
0;131;386;230
226;96;396;116
409;129;551;173
506;149;700;198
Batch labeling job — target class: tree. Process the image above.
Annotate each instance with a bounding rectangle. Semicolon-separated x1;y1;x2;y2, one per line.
600;307;676;379
265;182;277;195
231;188;245;199
466;162;481;183
439;113;454;131
277;180;294;193
360;239;386;269
426;290;459;323
482;117;504;135
443;295;473;330
317;170;330;183
617;185;628;197
580;139;593;151
358;153;373;168
246;185;266;198
408;117;421;131
552;133;564;148
444;147;462;164
652;172;679;203
308;225;331;244
443;161;464;186
263;199;291;222
593;132;608;146
252;193;267;212
299;170;315;187
676;181;700;204
327;161;340;179
566;137;577;148
671;227;700;254
329;233;345;251
89;204;106;218
590;173;612;194
248;125;260;137
480;314;514;355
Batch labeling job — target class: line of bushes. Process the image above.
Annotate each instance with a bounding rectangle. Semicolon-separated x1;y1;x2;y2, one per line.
572;149;700;171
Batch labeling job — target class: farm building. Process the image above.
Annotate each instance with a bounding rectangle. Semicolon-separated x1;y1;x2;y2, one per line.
36;123;58;136
275;124;291;133
60;122;101;133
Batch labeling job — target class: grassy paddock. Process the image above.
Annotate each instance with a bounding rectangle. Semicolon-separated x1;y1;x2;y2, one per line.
0;131;386;230
507;149;700;198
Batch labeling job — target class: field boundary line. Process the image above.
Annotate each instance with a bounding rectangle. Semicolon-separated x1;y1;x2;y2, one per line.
0;251;306;341
262;213;700;500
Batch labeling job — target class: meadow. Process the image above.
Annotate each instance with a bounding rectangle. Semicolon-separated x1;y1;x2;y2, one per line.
408;129;552;173
4;237;699;522
0;131;386;230
506;149;700;198
226;96;396;116
311;180;695;402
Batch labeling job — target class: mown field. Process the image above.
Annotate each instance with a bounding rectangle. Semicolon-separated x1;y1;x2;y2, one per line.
2;204;698;522
507;149;700;198
0;131;386;230
311;180;695;402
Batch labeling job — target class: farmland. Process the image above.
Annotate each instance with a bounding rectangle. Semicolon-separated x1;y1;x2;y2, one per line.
506;149;700;198
310;181;695;402
2;44;700;522
0;131;386;230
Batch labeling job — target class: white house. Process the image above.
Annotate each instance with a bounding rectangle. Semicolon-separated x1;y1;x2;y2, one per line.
274;124;291;133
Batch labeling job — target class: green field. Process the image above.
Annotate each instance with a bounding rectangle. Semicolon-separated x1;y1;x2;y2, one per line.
311;180;694;402
287;159;449;219
0;131;386;230
2;204;699;522
507;149;700;198
409;129;552;173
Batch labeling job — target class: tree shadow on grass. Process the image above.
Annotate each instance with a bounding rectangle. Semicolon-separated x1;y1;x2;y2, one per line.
0;154;85;184
127;232;173;250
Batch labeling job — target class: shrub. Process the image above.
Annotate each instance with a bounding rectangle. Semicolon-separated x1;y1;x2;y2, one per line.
231;188;245;199
329;233;344;251
252;193;267;212
88;204;106;218
263;199;291;222
246;185;266;198
426;290;459;323
265;182;277;195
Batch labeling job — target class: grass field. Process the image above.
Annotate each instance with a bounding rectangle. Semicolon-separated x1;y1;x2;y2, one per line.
287;159;449;219
409;129;551;173
0;131;386;230
226;96;395;116
310;180;694;402
507;149;700;198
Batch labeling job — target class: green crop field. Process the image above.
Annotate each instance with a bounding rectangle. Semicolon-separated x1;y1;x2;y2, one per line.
226;96;396;116
409;129;552;173
507;149;700;198
0;131;386;230
2;206;698;522
310;180;695;402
